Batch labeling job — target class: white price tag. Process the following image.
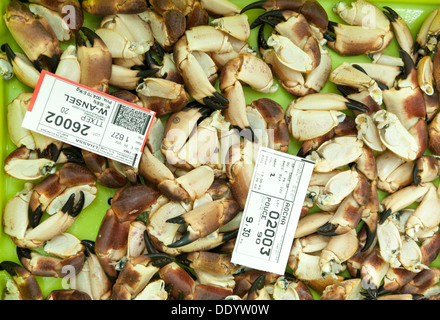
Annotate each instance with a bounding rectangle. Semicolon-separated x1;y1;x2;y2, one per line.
22;71;156;168
231;146;315;275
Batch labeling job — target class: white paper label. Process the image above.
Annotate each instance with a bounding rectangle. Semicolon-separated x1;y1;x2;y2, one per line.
22;71;155;167
231;146;315;275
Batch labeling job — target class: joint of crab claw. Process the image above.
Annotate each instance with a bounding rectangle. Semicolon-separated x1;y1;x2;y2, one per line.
62;191;85;218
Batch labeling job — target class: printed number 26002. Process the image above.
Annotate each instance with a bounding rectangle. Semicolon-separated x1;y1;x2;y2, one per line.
45;111;90;136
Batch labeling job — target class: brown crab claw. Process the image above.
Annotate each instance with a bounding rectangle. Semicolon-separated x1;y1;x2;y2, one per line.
4;0;62;72
1;43;41;88
166;199;240;248
75;27;112;93
20;0;84;31
241;0;328;33
0;261;43;300
80;0;148;15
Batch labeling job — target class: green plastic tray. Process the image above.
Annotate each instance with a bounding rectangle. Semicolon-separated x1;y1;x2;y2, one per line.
0;0;439;299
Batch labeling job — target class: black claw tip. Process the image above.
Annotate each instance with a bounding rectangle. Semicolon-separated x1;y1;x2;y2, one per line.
346;98;370;113
29;205;44;229
337;84;358;97
166;215;186;224
323;31;336;42
248;274;266;297
257;23;269;51
81;240;96;256
143;230;157;254
383;6;399;21
399;49;415;78
0;261;21;276
1;43;16;63
137;68;160;79
167;232;192;248
16;247;32;260
352;64;368;75
412;164;422;186
379;208;392;224
62;191;85;217
146;253;174;267
317;222;339;236
360;226;377;253
222;229;238;243
240;1;266;14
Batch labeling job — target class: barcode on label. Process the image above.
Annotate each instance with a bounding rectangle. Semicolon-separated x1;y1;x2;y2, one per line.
112;103;152;135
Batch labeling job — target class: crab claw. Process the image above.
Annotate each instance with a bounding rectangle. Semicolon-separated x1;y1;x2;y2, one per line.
415;8;440;55
4;0;63;72
330;62;384;105
75;27;112;93
382;6;415;61
0;261;43;300
81;0;148;15
4;147;56;181
326;0;393;56
109;65;158;90
173;33;229;110
0;51;13;80
166;199;240;248
285;93;369;142
241;0;328;34
136;77;190;117
1;43;40;88
220;53;277;131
